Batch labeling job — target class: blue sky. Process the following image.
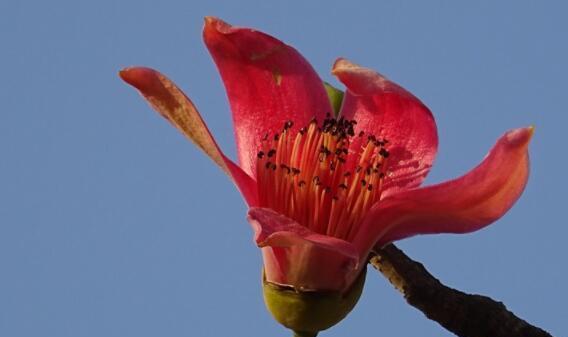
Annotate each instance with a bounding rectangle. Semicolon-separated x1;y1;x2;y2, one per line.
1;1;566;336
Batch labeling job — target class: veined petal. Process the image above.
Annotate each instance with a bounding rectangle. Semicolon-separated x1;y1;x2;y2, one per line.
119;67;258;206
248;207;361;291
204;17;332;178
332;58;438;196
352;127;533;253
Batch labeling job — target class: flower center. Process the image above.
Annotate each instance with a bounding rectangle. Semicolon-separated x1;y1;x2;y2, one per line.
256;115;390;241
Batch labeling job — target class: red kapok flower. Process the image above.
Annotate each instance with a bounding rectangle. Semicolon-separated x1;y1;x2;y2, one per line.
119;17;531;334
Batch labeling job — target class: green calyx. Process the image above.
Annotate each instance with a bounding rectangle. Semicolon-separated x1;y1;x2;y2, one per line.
262;268;366;336
323;82;344;117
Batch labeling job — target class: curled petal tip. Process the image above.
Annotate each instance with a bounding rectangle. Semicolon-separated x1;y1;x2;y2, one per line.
118;66;159;92
331;58;394;96
118;67;136;85
505;126;535;147
528;125;536;136
331;57;356;75
203;16;215;25
203;16;232;36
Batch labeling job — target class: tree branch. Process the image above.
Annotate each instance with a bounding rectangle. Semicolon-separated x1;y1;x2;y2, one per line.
370;244;553;337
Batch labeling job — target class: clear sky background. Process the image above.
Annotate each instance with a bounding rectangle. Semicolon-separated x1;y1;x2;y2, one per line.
1;1;566;336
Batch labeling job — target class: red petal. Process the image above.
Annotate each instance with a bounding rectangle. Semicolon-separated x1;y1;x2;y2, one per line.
203;17;332;177
332;58;438;196
119;67;258;206
352;127;533;252
248;207;362;291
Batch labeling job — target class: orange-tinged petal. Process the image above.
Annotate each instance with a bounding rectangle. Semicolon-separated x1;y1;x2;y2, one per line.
352;127;533;253
332;58;438;196
119;67;258;206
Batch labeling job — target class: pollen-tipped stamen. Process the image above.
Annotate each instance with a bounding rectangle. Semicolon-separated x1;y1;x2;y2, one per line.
256;116;389;241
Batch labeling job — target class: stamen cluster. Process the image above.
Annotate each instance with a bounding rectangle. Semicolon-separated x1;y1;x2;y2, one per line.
256;114;390;241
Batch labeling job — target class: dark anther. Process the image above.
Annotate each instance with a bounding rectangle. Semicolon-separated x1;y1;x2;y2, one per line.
367;184;373;191
379;148;390;158
299;180;306;187
344;172;351;177
339;183;348;190
348;126;355;137
299;127;306;135
358;131;365;137
312;176;321;184
361;179;367;186
322;117;336;133
280;164;291;174
283;120;294;130
273;133;280;141
267;149;276;157
379;172;385;178
272;163;277;170
332;196;339;201
319;145;331;155
257;151;265;159
356;166;362;173
291;168;301;175
265;162;272;169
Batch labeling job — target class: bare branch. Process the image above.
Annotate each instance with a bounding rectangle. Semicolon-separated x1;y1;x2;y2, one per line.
371;244;553;337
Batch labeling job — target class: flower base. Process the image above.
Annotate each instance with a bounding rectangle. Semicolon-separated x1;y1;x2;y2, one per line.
262;267;366;336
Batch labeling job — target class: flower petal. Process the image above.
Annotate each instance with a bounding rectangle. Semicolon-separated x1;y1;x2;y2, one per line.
203;17;332;178
332;58;438;196
248;207;361;291
119;67;258;206
352;127;533;253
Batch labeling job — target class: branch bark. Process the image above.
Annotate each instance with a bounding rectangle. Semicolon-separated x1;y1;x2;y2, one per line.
370;244;553;337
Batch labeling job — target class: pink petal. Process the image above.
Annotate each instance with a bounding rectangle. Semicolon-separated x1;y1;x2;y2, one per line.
119;67;258;206
332;58;438;196
352;127;533;253
248;207;362;291
203;17;332;178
